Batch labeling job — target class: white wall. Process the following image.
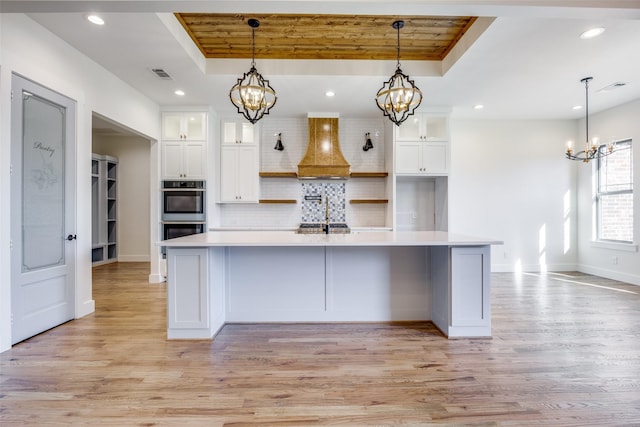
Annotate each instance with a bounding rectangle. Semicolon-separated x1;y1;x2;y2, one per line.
449;119;578;272
93;135;151;262
0;14;160;352
576;99;640;285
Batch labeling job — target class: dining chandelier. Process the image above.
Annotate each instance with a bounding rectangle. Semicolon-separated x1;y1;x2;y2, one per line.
229;19;277;124
375;20;423;126
565;77;615;162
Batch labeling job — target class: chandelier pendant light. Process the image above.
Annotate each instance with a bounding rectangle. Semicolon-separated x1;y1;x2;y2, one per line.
229;18;277;124
566;77;615;162
375;20;423;126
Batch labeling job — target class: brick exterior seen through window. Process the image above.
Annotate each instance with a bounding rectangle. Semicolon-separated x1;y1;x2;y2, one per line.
597;140;633;242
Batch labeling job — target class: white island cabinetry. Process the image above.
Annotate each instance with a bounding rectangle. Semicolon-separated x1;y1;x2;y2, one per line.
164;231;501;340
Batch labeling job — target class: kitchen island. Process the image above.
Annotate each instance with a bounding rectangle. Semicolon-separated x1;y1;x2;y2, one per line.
163;231;502;340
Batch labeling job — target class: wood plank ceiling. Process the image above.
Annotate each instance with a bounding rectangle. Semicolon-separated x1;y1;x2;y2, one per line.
176;14;478;61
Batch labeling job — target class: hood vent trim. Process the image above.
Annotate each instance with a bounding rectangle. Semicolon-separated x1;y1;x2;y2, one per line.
297;116;351;179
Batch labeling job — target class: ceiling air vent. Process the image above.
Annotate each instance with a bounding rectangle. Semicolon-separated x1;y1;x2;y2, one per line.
597;81;627;93
150;68;173;80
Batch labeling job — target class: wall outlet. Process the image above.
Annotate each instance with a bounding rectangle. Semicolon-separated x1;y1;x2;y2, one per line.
612;256;618;265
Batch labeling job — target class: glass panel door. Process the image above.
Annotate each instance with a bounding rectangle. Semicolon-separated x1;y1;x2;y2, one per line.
22;92;66;271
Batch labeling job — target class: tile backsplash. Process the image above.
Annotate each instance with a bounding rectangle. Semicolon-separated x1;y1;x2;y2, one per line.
301;182;346;223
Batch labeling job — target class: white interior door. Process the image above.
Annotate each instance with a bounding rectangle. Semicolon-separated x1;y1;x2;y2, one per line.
11;74;76;345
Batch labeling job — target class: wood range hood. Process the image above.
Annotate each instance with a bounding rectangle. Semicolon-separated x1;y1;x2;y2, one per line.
297;114;350;179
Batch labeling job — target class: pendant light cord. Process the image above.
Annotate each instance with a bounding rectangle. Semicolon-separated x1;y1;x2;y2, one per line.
251;26;256;68
585;78;589;144
396;22;401;69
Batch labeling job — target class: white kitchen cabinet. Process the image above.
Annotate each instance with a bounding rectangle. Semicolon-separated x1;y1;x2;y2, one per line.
395;113;448;142
161;111;208;179
221;120;257;145
167;247;209;330
396;141;448;175
220;145;259;202
431;245;491;338
161;140;207;179
163;112;206;141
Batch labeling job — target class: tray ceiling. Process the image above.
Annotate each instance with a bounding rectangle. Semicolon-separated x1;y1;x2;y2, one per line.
176;13;478;61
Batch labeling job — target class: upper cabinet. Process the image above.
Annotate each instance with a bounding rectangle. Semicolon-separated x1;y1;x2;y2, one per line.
220;145;259;203
396;141;448;175
394;113;449;175
395;113;448;142
221;120;257;145
162;140;207;180
163;112;207;141
161;111;208;180
219;119;260;203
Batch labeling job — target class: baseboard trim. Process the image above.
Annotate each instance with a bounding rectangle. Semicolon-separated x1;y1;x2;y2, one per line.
149;273;166;284
491;263;578;273
118;255;150;262
76;299;95;318
577;265;640;286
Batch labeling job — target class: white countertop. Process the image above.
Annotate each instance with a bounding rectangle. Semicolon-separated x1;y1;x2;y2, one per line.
162;230;503;247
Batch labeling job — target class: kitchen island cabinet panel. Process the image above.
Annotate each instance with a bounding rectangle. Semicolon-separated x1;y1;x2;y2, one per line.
430;245;491;337
451;246;490;329
167;248;208;331
166;247;225;339
225;247;326;320
163;231;500;340
326;247;429;320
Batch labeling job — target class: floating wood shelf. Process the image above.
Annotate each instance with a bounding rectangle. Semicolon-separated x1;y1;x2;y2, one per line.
259;172;298;178
350;172;389;178
259;199;297;204
349;199;389;204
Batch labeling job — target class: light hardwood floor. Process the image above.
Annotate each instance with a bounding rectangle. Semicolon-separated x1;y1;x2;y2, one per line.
2;262;640;426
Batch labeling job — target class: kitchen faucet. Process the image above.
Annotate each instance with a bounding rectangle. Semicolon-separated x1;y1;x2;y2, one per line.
325;196;330;233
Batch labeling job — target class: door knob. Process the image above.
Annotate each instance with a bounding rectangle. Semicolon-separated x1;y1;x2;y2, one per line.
66;234;77;241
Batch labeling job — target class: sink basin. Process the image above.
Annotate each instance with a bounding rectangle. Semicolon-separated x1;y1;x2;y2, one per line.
327;223;351;234
296;223;325;234
296;223;351;234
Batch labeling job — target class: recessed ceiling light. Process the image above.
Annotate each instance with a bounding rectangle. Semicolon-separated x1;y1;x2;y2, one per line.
473;104;484;110
325;91;335;97
580;27;604;39
87;14;105;26
572;105;583;110
174;90;185;96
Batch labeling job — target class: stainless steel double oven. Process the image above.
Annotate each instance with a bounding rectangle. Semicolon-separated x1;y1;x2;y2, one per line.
161;180;206;253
